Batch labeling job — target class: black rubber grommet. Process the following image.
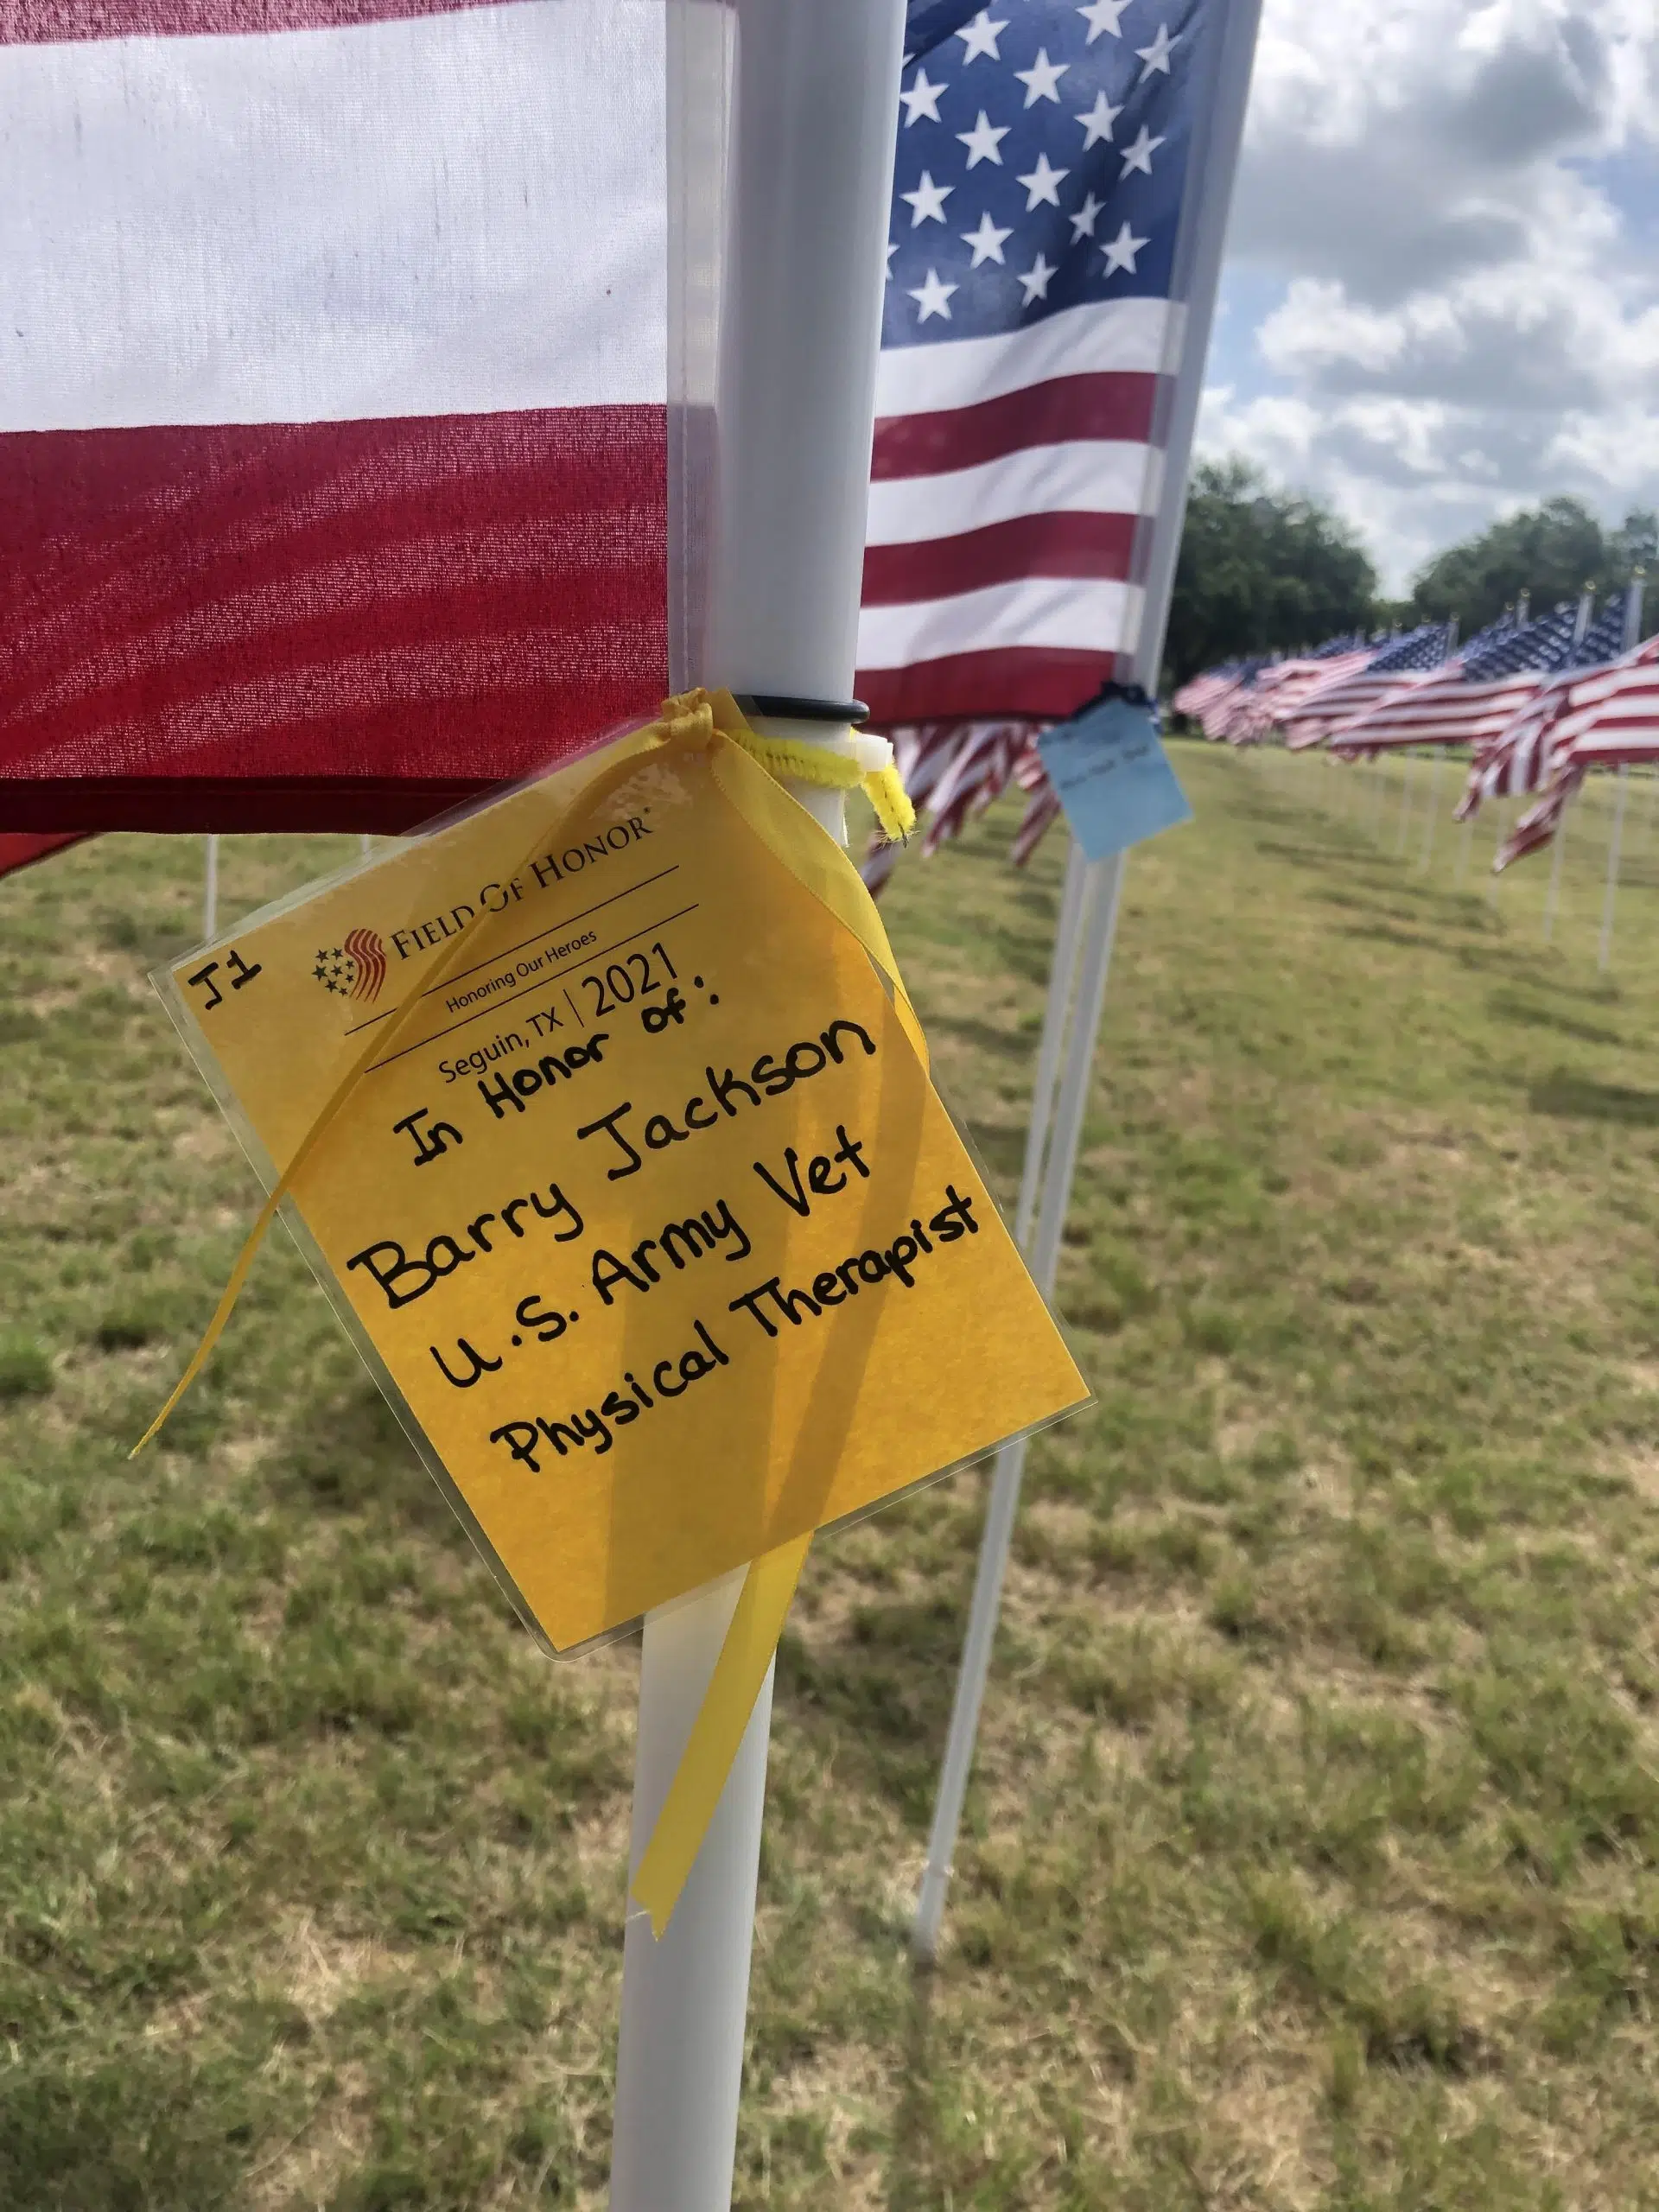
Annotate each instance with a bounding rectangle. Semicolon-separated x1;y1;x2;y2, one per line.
737;694;871;726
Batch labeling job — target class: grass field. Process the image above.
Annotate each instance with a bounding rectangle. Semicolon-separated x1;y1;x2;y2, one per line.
5;741;1659;2209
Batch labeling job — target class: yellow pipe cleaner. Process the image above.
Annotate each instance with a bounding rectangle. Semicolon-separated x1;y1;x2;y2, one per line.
720;717;915;843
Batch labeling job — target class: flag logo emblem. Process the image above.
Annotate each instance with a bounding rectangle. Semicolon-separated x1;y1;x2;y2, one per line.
313;927;387;1003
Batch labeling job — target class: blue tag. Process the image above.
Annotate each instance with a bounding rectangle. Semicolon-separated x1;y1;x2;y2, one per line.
1036;694;1193;861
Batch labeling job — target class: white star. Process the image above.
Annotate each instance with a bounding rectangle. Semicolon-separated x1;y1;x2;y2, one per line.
1069;191;1104;241
960;209;1014;266
1014;47;1069;105
900;169;954;226
957;109;1010;167
908;267;957;322
885;239;898;279
1136;22;1176;77
955;8;1007;62
1018;252;1058;307
899;67;944;126
1101;219;1148;274
1015;152;1070;210
1077;91;1122;149
1119;124;1166;177
1077;0;1129;39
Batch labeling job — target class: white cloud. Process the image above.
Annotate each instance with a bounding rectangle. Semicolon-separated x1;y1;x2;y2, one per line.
1198;0;1659;590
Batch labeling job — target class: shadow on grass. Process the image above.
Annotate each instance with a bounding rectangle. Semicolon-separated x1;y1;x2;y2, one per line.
272;1373;467;1538
1335;923;1445;956
777;1577;976;1827
887;1971;940;2212
1529;1069;1659;1125
1452;939;1605;985
0;2052;252;2212
957;1120;1027;1187
925;1010;1032;1065
1487;990;1624;1048
1009;877;1061;922
1256;838;1383;871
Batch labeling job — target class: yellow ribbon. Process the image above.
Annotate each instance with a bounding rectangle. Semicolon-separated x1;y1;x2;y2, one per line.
628;1530;814;1932
138;688;919;1936
625;693;927;1933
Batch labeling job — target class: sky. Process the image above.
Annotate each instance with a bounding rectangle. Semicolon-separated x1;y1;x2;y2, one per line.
1198;0;1659;593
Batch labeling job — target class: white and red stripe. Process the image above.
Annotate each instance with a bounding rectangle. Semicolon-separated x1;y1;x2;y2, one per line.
1484;640;1659;865
1173;666;1243;723
1008;735;1060;868
855;299;1175;726
1329;669;1552;757
1463;638;1659;823
0;0;668;830
1217;654;1370;745
1538;638;1659;772
1281;667;1440;750
1192;671;1257;741
1456;685;1573;819
920;720;1035;855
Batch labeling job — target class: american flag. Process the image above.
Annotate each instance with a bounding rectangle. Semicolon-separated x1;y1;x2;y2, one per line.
1172;664;1247;721
920;719;1037;851
1537;630;1659;774
1217;651;1370;743
1010;732;1064;862
1185;657;1271;738
1331;600;1630;757
0;831;87;875
857;0;1211;725
1486;633;1659;866
1279;623;1457;751
1454;683;1575;819
1;0;672;832
1454;606;1641;818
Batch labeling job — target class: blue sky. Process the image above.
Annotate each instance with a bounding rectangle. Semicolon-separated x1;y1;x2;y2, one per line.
1196;0;1659;593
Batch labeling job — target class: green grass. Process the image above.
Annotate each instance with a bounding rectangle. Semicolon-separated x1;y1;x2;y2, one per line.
3;753;1659;2208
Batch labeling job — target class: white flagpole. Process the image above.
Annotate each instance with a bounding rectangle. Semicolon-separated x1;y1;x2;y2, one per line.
1393;750;1412;854
202;833;219;942
608;0;906;2199
912;0;1266;1964
1542;800;1566;943
1599;766;1629;973
1418;746;1444;870
1013;842;1096;1247
912;849;1124;1957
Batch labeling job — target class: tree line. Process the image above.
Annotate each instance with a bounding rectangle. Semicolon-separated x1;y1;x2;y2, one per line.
1165;458;1658;689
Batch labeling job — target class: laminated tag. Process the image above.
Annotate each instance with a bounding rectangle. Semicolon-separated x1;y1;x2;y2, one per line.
155;710;1089;1656
1037;692;1193;861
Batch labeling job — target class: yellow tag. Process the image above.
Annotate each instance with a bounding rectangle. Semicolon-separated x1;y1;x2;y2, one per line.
160;719;1087;1656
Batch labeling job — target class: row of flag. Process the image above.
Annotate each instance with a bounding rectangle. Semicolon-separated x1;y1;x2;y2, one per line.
1173;585;1659;868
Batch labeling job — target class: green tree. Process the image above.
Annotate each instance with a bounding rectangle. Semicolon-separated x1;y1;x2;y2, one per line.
1165;459;1378;689
1611;507;1659;581
1409;497;1654;634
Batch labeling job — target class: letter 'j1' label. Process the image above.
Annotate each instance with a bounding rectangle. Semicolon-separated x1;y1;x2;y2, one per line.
160;732;1088;1652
